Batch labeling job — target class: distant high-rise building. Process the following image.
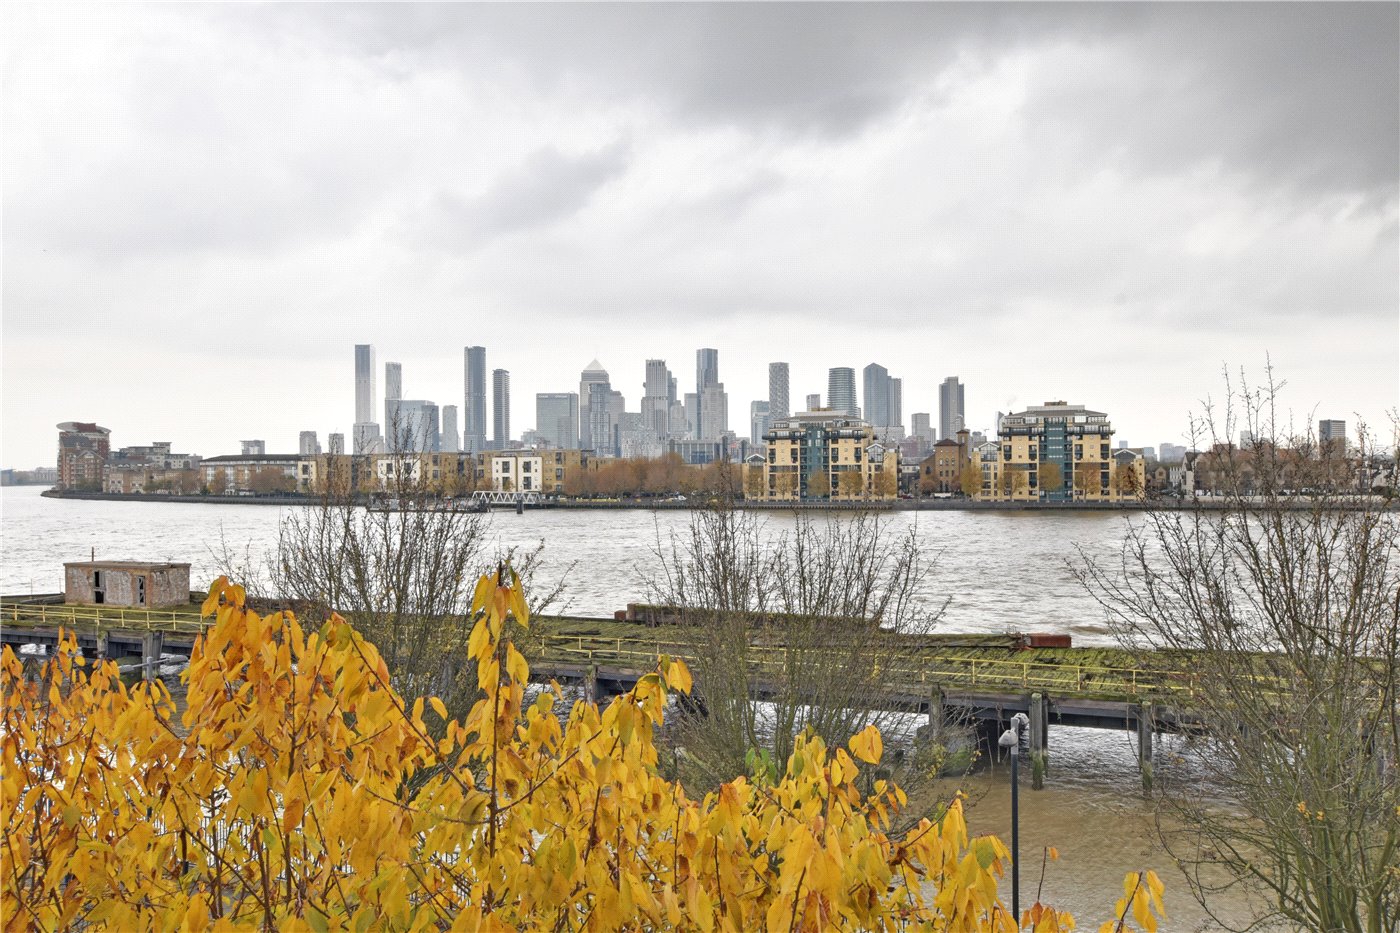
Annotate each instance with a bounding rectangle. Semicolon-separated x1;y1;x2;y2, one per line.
1239;431;1256;449
298;431;320;456
354;345;376;425
695;348;722;439
579;360;610;449
806;393;821;411
492;369;511;449
700;384;728;441
750;400;772;448
642;360;674;437
938;376;965;441
862;364;902;434
683;393;699;438
241;440;266;457
911;413;933;442
441;405;460;453
536;393;580;449
464;346;488;453
588;382;624;456
768;363;790;420
352;423;381;455
827;368;858;417
385;362;402;401
327;433;345;455
385;400;440;453
1319;419;1346;452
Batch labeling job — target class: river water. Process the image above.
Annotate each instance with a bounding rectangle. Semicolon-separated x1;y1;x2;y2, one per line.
0;486;1270;928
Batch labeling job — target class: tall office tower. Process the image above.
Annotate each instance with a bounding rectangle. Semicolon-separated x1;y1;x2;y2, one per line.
696;348;720;437
683;393;699;439
579;360;610;449
750;400;772;448
241;440;266;456
1318;419;1347;452
354;345;376;424
911;413;933;444
441;405;461;453
642;359;673;437
806;393;821;411
385;362;402;402
827;368;858;417
938;376;965;441
384;400;439;453
298;431;320;456
861;364;902;433
536;393;580;449
352;423;381;454
492;369;511;449
328;433;345;455
463;346;487;453
768;362;790;420
700;384;728;440
1239;431;1256;449
588;382;624;456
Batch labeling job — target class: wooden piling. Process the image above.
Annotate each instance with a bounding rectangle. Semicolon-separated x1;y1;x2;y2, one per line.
1030;692;1048;790
927;685;945;742
585;663;599;703
1135;703;1154;792
141;632;164;682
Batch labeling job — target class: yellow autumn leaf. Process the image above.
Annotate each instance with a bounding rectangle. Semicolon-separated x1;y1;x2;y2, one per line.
848;724;883;764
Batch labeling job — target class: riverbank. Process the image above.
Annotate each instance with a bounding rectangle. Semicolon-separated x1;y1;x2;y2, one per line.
40;488;1387;511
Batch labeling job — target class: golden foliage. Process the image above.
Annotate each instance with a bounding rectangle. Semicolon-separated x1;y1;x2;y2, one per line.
3;572;1163;931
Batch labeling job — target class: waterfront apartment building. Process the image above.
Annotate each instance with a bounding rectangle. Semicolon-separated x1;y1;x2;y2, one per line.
758;412;899;500
827;368;858;417
938;376;965;442
768;362;790;420
464;346;488;453
981;401;1141;502
536;392;580;449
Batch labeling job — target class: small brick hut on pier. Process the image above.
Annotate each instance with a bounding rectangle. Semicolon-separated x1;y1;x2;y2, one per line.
64;561;191;608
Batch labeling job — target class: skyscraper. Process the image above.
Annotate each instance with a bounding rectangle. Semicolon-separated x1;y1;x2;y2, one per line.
384;400;439;453
861;364;902;433
1319;419;1346;452
492;369;511;449
536;393;579;449
768;362;790;420
642;360;674;437
464;346;487;453
700;384;728;441
385;362;402;403
806;393;821;411
298;431;320;456
750;400;771;448
579;360;610;449
328;433;345;455
695;348;720;438
354;345;376;424
441;405;460;453
938;376;965;441
827;368;858;417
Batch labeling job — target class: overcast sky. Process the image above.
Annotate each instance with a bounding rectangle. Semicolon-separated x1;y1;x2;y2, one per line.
4;2;1397;467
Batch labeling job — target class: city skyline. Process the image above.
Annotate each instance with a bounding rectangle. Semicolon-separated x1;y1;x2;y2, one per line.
3;4;1396;467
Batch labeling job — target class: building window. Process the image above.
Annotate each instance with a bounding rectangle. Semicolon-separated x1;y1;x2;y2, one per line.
1101;444;1110;459
1029;446;1038;461
1003;446;1012;461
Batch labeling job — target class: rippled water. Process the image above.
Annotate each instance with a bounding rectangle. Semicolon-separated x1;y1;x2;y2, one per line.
2;487;1130;642
1;486;1271;926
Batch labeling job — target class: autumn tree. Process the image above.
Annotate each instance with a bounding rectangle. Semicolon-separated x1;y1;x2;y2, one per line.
806;470;830;498
1077;366;1398;932
875;468;898;498
743;464;766;499
2;573;1165;931
837;469;865;499
959;463;983;498
207;469;228;495
1036;462;1064;494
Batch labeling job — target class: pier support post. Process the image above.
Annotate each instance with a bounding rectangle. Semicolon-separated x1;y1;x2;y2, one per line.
1029;692;1048;790
585;664;600;703
1135;704;1154;792
94;632;109;661
141;632;164;682
927;686;945;743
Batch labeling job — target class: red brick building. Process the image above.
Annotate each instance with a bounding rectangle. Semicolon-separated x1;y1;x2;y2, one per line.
56;422;111;490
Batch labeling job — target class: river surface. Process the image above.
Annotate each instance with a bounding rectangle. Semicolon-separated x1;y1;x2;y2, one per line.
0;486;1272;928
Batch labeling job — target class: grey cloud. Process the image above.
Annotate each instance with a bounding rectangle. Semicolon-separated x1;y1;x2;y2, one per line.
421;140;631;249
